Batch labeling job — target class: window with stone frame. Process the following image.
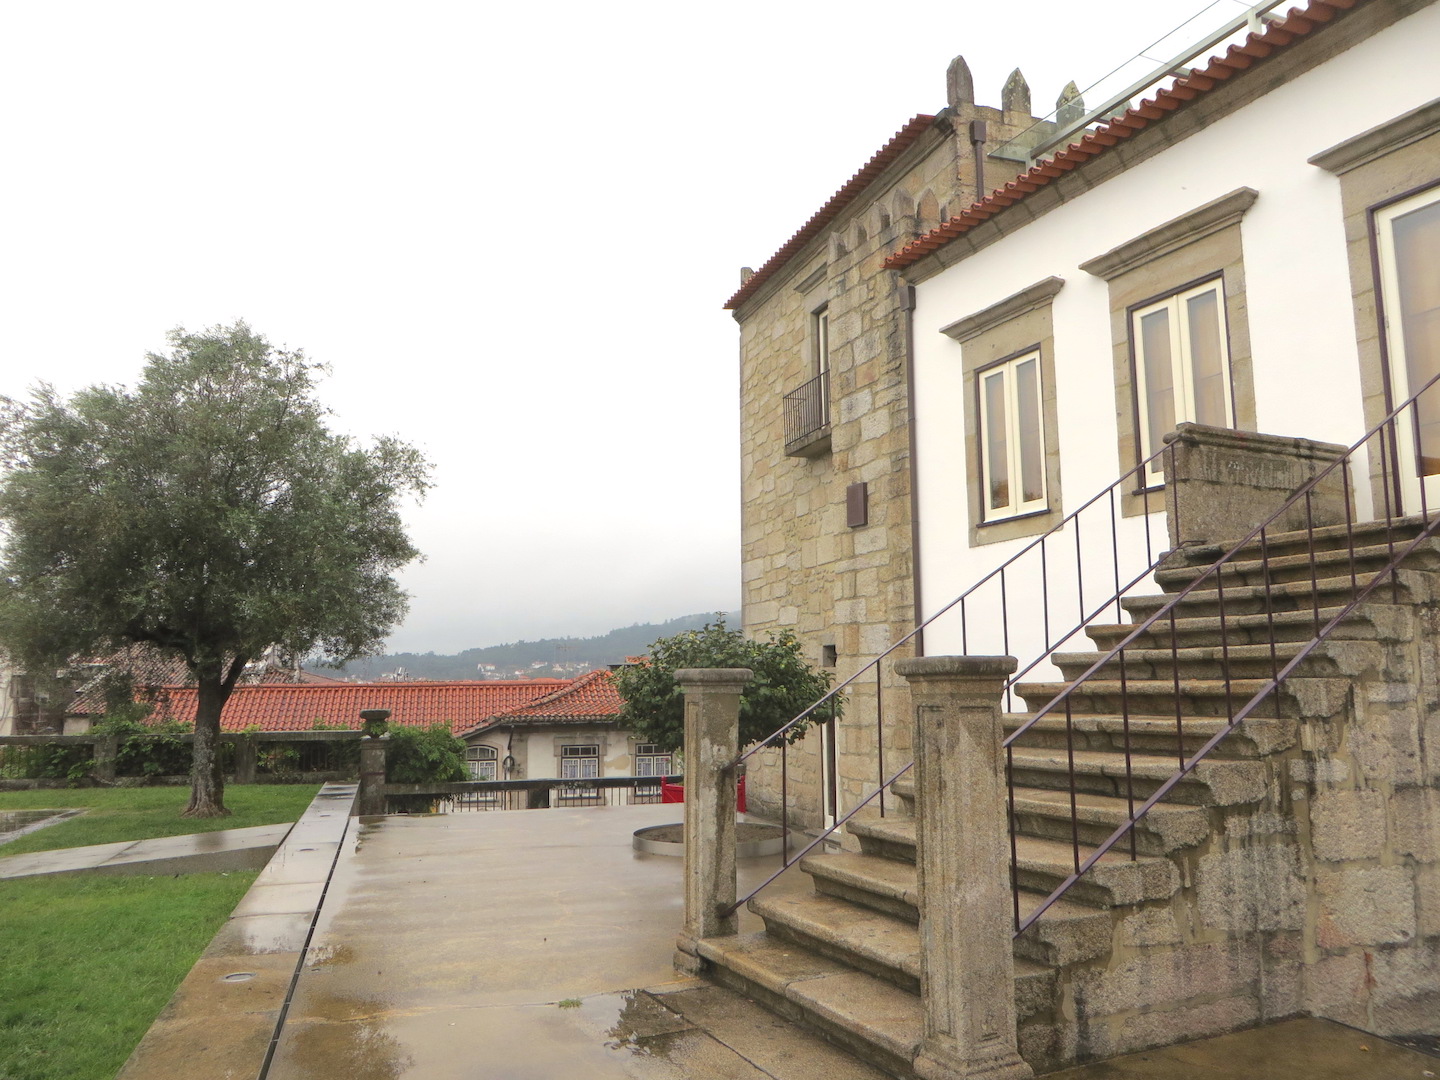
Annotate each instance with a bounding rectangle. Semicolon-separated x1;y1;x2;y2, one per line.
1311;99;1440;516
1130;276;1235;486
1375;184;1440;481
940;276;1065;546
977;350;1048;521
1079;187;1258;511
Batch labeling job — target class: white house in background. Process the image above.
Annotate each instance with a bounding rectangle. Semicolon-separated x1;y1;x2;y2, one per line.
457;669;669;783
888;0;1440;664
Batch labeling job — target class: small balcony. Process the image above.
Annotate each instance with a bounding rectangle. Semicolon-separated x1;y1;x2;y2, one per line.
783;371;831;457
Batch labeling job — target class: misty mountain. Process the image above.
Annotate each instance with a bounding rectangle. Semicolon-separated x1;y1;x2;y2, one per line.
330;612;719;681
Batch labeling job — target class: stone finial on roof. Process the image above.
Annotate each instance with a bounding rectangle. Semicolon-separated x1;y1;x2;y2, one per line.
740;267;754;286
946;55;974;109
1056;81;1085;126
1001;68;1031;115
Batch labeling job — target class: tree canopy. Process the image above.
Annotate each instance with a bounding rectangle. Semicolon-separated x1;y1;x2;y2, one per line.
612;618;836;752
0;322;430;815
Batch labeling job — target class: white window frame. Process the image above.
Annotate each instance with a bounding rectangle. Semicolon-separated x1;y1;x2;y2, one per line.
633;744;672;778
977;350;1048;522
1131;277;1234;481
559;743;600;800
465;745;499;784
1375;184;1440;510
812;305;830;378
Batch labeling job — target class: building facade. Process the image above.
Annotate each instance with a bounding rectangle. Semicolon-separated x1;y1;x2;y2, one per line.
730;60;1061;826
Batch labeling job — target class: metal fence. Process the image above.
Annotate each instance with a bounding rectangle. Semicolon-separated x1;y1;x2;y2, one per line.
381;775;680;814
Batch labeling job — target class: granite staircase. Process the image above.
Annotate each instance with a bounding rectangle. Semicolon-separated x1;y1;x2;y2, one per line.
694;517;1436;1077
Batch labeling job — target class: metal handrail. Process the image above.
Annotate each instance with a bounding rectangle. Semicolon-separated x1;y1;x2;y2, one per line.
1006;370;1440;934
726;438;1178;915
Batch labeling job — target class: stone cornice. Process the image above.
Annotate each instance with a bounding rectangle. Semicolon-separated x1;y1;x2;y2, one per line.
1309;96;1440;175
1078;187;1259;282
939;276;1065;343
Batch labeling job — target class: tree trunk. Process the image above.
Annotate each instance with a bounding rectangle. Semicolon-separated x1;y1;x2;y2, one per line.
183;671;231;818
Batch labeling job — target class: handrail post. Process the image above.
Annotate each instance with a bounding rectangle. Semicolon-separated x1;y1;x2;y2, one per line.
896;655;1033;1080
673;667;752;975
355;734;388;817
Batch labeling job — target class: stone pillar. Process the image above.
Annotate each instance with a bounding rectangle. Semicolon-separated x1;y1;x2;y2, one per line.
355;735;388;817
232;735;257;785
896;655;1033;1080
93;734;119;783
673;667;752;975
1164;422;1349;551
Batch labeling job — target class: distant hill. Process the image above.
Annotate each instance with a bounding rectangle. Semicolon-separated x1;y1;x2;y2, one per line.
328;613;719;681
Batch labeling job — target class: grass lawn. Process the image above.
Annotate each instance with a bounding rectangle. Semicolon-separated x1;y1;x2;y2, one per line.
0;870;257;1080
0;784;321;856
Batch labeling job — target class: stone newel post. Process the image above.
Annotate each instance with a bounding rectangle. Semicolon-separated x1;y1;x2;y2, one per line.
355;734;388;817
895;655;1033;1080
673;667;752;975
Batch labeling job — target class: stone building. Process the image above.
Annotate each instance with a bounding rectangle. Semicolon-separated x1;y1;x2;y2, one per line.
728;60;1062;827
701;0;1440;1074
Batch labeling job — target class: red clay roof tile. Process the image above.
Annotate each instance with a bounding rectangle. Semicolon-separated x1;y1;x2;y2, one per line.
145;679;570;737
723;114;937;311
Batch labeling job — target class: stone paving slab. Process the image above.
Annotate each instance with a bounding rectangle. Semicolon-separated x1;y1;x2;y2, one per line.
0;822;292;879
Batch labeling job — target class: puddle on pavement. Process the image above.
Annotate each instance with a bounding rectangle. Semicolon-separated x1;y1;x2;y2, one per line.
275;989;718;1079
0;808;82;846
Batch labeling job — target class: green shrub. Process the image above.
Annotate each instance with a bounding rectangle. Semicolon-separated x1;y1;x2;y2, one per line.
613;617;836;752
384;724;467;812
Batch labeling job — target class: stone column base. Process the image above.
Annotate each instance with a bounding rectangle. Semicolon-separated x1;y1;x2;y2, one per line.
915;1045;1034;1080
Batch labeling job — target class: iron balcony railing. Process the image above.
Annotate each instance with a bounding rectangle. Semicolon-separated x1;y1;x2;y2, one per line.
783;371;830;453
380;774;680;814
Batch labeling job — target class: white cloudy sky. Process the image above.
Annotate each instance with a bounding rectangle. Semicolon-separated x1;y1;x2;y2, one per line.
0;0;1261;654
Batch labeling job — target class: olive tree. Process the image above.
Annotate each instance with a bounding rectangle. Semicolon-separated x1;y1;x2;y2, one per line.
612;618;837;752
0;323;430;816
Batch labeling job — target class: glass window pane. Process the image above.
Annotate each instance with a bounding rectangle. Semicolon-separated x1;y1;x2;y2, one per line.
1393;199;1440;475
1140;308;1175;472
1015;358;1044;504
1186;289;1228;427
983;370;1009;510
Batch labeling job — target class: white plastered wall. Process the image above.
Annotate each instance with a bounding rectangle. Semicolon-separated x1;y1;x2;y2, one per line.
911;6;1440;664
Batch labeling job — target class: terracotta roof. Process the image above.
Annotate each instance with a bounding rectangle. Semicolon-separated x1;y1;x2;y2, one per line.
465;669;624;734
146;679;568;736
724;114;938;311
884;0;1362;271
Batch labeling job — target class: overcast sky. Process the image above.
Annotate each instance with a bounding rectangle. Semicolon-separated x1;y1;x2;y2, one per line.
0;0;1259;655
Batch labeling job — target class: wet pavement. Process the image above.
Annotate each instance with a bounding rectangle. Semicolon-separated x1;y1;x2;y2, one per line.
268;803;871;1080
0;806;84;845
0;820;290;879
118;793;1440;1079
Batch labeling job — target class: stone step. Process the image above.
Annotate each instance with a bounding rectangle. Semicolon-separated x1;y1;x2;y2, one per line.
1177;516;1430;565
848;812;1177;908
749;891;921;992
1085;603;1412;651
801;851;1114;967
1003;712;1297;759
849;817;917;863
696;932;924;1079
1013;675;1349;721
696;933;1059;1080
1154;536;1440;592
890;778;916;813
1007;784;1211;857
1120;570;1439;622
1052;638;1385;684
1005;745;1267;808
